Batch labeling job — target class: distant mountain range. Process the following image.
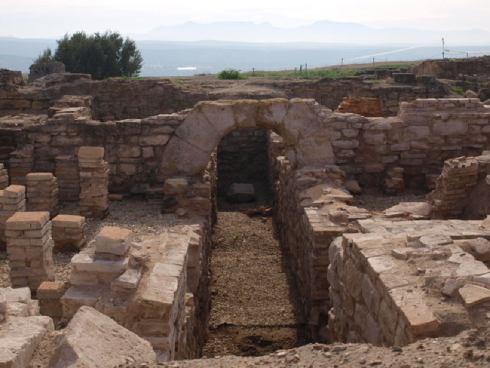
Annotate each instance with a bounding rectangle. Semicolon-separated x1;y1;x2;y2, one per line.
140;20;490;45
1;20;489;77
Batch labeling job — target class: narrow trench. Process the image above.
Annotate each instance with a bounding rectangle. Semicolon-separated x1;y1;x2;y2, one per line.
202;128;306;357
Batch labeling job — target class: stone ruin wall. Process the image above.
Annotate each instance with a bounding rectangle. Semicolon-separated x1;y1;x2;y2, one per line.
0;74;206;121
413;56;490;79
331;98;490;188
0;68;449;125
4;97;488;195
2;95;490;363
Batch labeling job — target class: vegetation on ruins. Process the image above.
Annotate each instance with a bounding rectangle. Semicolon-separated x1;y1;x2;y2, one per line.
217;69;245;80
31;32;143;80
32;48;55;65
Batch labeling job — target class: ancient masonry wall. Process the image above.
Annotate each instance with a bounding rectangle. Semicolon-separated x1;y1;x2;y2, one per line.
2;98;489;195
330;98;490;186
0;74;206;121
271;153;490;346
274;76;447;116
328;220;490;345
272;153;360;340
61;219;212;362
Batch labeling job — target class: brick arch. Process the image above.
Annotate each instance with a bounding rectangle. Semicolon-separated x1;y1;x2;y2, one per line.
159;98;335;178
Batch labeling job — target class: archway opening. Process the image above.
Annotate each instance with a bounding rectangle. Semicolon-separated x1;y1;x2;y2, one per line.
203;127;307;357
216;127;272;211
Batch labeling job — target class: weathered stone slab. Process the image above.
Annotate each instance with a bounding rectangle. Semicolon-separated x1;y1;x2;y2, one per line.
94;226;133;256
458;284;490;307
49;306;156;368
0;316;53;368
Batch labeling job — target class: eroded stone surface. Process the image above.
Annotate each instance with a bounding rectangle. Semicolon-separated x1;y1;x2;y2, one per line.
49;306;156;368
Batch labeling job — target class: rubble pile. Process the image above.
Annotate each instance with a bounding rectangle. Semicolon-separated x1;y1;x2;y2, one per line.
0;286;54;368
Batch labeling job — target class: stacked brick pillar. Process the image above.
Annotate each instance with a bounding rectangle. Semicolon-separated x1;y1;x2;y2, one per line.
8;145;33;185
55;155;80;201
428;157;479;218
52;214;86;251
78;147;109;219
0;185;26;246
26;173;59;216
0;163;8;189
5;211;55;290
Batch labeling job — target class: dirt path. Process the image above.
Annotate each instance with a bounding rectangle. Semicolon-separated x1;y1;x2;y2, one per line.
202;211;305;357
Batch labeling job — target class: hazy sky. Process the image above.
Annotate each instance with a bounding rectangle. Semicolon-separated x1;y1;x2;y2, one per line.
1;0;489;38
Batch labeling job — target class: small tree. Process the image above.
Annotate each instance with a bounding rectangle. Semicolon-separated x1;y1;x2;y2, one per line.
54;31;143;80
33;48;55;65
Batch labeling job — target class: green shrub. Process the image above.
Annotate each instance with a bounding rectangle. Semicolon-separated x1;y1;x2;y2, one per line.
33;48;55;65
217;69;245;80
54;31;143;80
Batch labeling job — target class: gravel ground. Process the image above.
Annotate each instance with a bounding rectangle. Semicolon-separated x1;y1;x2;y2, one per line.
202;211;305;358
163;328;490;368
356;190;427;213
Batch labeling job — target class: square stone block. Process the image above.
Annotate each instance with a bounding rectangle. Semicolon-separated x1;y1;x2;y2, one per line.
26;172;55;182
37;281;69;300
6;211;50;231
95;226;133;256
3;185;25;198
52;214;85;229
78;146;104;160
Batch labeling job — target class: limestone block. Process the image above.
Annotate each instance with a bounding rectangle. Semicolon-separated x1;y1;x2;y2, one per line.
111;268;142;292
0;316;54;368
433;120;468;136
37;281;69;318
52;214;86;251
94;226;133;256
458;238;490;262
384;202;431;220
226;183;255;203
458;284;490;307
78;146;104;161
49;306;157;368
6;211;49;231
163;178;189;195
71;252;128;275
390;287;439;338
257;98;288;127
61;286;102;318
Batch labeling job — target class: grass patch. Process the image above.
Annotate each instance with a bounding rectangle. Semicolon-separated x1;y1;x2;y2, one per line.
218;69;246;80
449;86;465;95
242;61;418;80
